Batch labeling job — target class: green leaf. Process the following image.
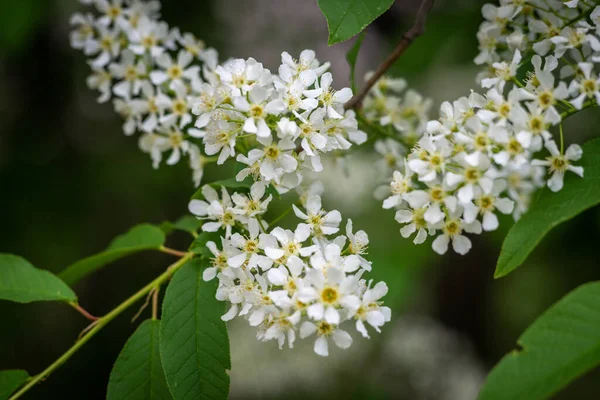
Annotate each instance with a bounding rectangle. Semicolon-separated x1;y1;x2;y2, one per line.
495;138;600;278
161;216;202;237
160;259;230;400
107;320;172;400
317;0;394;45
59;224;166;286
346;31;365;93
0;370;30;400
189;232;220;259
479;281;600;400
0;254;76;304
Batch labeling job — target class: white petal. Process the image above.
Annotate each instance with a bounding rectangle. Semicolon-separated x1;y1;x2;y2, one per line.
324;307;340;325
314;336;329;357
452;234;472;255
332;329;352;349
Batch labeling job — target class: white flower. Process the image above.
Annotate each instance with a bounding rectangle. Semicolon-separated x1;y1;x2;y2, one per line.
394;207;430;244
231;182;272;219
345;220;371;270
263;225;317;264
462;182;515;231
216;57;270;96
299;320;352;357
242;136;298;184
354;282;391;338
293;194;341;236
431;211;482;255
404;184;458;224
568;62;600;109
233;86;285;138
309;72;352;119
309;243;361;273
150;50;199;86
128;16;169;57
299;267;360;325
227;219;273;271
532;141;584;192
203;120;238;165
159;80;193;128
408;136;452;183
202;239;240;281
95;0;128;27
382;166;414;209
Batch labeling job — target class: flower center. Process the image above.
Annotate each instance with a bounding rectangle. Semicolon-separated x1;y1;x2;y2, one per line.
222;211;235;225
320;287;339;304
444;220;461;236
173;99;188;115
250;105;264;118
430;187;444;201
317;321;334;336
107;6;122;19
142;35;157;49
538;90;554;108
550;156;567;172
244;240;258;253
168;65;183;80
507;138;522;154
264;145;280;160
583;79;597;96
476;195;494;211
529;116;543;133
465;168;480;183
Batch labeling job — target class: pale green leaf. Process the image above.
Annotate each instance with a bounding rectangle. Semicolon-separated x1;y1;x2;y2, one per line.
161;216;202;237
346;31;365;92
107;320;172;400
160;259;230;400
0;370;30;400
59;224;166;286
0;254;76;303
317;0;394;45
495;138;600;278
479;281;600;400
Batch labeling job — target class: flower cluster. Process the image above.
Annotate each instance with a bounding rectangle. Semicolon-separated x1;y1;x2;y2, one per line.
191;51;366;193
70;0;218;185
377;0;595;255
188;185;390;356
71;0;365;191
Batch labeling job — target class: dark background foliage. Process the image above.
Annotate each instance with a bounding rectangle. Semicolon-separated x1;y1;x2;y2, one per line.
0;0;599;398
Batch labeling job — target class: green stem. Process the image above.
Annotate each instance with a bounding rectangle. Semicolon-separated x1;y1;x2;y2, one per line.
560;101;597;120
559;123;564;154
269;207;293;226
8;253;194;400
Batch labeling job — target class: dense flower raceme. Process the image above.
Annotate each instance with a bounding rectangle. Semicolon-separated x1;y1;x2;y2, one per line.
372;0;598;255
70;0;367;192
188;184;391;356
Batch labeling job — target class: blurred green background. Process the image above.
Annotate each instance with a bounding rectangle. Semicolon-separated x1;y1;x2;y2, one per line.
1;0;600;399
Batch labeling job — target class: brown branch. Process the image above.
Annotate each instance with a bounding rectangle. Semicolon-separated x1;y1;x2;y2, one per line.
151;287;160;320
70;302;99;321
344;0;435;110
159;246;188;257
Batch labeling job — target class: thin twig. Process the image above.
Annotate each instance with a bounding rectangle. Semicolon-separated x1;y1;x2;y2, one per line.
131;289;154;323
69;302;99;321
344;0;435;110
9;253;194;400
152;287;160;320
159;246;188;257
